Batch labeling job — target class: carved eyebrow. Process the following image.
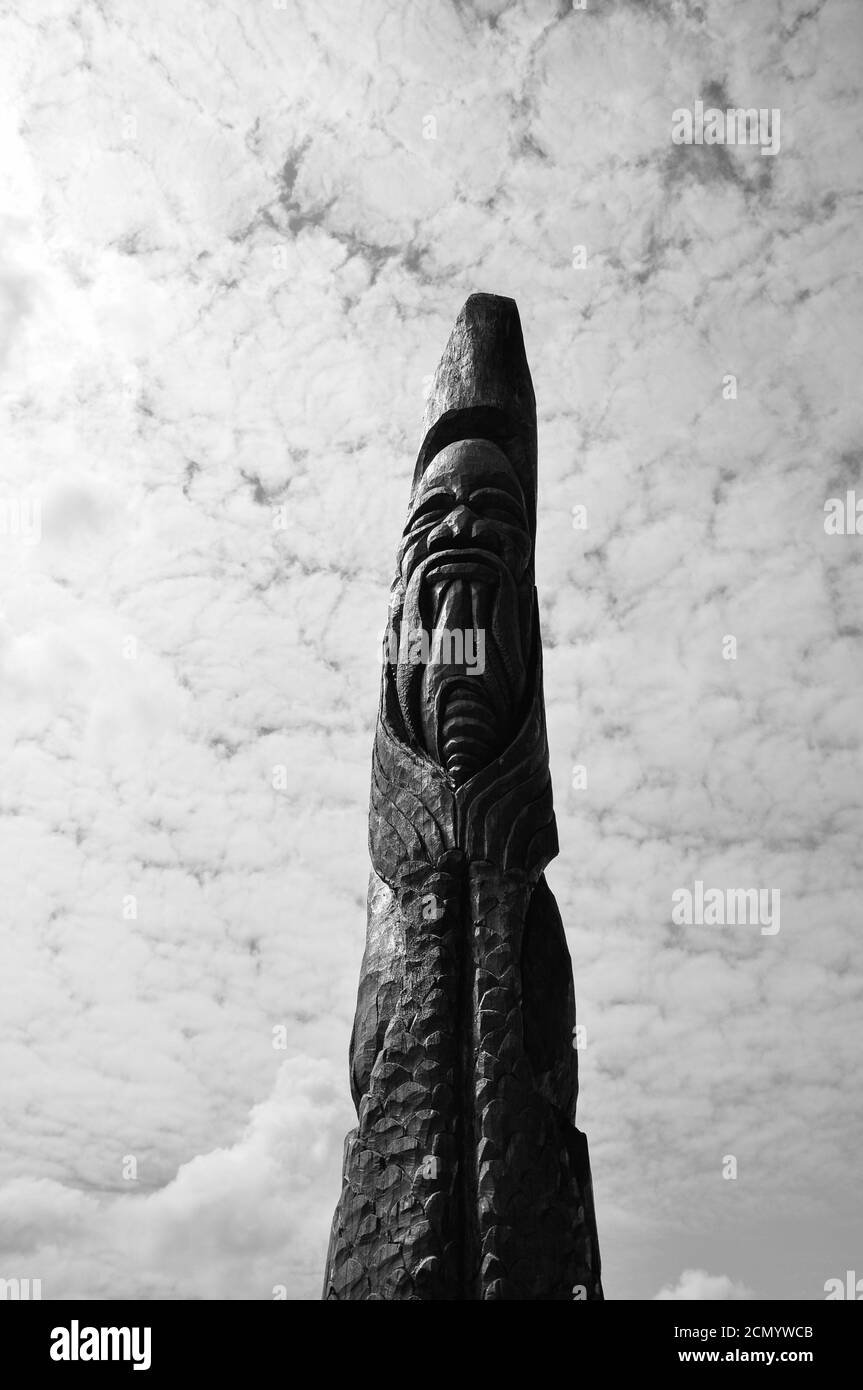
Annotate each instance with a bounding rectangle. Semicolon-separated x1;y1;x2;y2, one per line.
469;486;527;519
477;472;523;496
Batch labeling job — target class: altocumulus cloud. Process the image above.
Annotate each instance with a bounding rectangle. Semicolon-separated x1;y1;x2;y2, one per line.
654;1269;755;1301
0;1058;348;1299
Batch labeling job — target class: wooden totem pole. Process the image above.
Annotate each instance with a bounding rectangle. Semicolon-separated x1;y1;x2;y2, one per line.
323;294;602;1301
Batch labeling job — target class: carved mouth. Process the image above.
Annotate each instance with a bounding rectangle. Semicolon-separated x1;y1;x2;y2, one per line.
420;548;503;584
418;549;502;633
429;561;493;581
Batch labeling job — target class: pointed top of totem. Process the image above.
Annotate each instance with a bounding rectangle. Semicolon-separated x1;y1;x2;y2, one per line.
413;293;538;540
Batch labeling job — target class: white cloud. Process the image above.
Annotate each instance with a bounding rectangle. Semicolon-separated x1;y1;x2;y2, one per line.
0;1058;350;1300
654;1270;755;1301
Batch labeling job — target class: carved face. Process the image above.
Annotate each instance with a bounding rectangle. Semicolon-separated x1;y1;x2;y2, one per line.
393;440;533;784
398;440;531;589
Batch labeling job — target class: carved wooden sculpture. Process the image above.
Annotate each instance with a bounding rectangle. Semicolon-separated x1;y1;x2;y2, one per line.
323;294;602;1300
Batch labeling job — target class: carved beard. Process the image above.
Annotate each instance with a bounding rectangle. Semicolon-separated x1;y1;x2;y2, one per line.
395;550;530;786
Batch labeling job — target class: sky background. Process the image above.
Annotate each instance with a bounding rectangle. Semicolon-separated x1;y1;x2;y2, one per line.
0;0;861;1300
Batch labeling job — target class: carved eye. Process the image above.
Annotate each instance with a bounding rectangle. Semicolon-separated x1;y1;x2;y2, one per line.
405;492;453;534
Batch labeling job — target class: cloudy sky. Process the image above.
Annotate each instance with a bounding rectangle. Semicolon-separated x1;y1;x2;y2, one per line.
0;0;860;1300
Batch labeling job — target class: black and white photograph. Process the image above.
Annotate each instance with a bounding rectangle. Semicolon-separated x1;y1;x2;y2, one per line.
1;0;860;1360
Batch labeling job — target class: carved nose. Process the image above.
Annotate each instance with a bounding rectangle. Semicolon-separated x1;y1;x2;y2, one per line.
429;505;473;549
